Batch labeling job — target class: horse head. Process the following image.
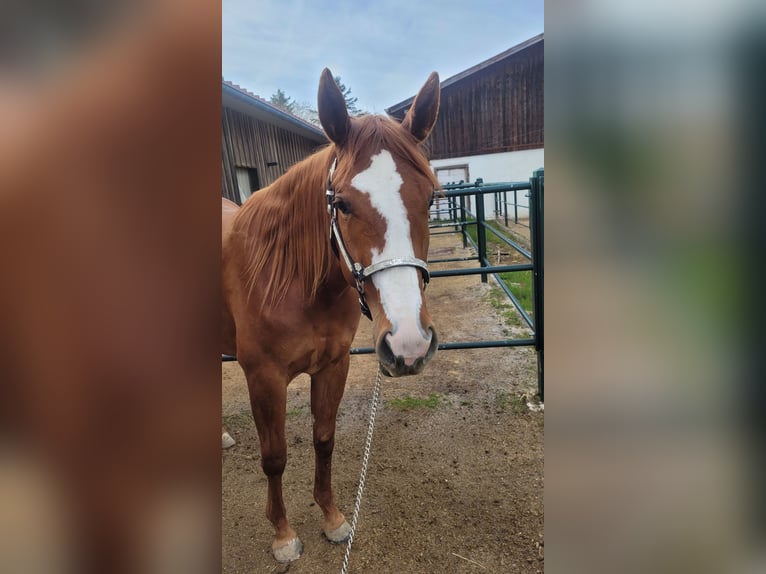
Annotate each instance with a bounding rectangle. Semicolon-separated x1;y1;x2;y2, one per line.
318;68;440;377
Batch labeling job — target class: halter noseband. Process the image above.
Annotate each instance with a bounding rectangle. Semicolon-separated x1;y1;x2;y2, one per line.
325;157;430;320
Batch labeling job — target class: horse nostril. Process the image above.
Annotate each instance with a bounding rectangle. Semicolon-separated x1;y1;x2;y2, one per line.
376;332;396;366
377;327;437;375
427;327;438;356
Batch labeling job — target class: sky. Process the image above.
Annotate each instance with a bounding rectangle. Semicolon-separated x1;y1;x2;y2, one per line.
222;0;544;114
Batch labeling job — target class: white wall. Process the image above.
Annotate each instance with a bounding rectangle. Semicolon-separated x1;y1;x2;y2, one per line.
431;148;544;221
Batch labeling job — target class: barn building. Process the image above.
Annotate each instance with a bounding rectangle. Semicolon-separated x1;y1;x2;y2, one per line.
222;80;327;204
387;33;543;219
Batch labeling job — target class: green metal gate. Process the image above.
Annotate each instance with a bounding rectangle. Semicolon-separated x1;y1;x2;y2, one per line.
352;168;544;400
224;169;545;401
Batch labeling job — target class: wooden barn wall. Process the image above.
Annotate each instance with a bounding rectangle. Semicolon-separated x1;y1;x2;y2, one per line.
399;43;543;160
221;107;324;203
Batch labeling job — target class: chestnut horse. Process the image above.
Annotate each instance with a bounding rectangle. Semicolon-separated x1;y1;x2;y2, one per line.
222;68;440;562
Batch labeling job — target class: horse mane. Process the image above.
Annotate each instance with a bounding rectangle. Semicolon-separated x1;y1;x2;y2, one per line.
233;114;440;308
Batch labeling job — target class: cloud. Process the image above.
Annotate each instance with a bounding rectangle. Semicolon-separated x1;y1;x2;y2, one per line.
223;0;543;110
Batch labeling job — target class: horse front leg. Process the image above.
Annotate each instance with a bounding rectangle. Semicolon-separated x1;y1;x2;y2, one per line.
245;367;302;563
311;355;352;543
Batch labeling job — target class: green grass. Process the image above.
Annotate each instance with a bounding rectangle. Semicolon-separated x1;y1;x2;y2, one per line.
387;393;443;411
498;270;533;317
465;222;534;317
286;407;304;419
465;219;508;251
488;286;523;328
494;391;528;414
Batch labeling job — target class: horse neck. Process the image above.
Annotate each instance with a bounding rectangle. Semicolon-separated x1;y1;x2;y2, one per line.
235;147;343;308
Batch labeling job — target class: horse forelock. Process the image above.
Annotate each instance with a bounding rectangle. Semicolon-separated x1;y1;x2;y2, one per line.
340;115;439;189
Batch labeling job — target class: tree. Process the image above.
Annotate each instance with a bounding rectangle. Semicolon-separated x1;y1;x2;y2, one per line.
269;89;294;113
292;100;320;126
333;75;364;115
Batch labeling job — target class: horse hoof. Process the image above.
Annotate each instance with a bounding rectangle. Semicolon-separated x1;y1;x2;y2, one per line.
272;537;303;563
222;432;236;449
323;520;352;544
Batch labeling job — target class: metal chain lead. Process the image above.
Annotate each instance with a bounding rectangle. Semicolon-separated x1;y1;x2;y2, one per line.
340;369;383;574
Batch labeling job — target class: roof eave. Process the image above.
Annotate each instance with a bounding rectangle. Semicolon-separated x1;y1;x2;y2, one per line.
222;82;327;143
386;33;544;115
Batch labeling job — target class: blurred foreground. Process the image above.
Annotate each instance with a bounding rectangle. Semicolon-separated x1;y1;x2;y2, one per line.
0;1;220;573
546;1;766;573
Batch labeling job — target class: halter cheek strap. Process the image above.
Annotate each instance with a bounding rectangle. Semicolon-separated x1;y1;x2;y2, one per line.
326;157;430;320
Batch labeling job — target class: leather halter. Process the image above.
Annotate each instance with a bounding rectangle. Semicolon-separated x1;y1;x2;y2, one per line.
325;157;430;320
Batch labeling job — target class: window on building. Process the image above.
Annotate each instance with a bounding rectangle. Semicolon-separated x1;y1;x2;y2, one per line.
235;167;260;204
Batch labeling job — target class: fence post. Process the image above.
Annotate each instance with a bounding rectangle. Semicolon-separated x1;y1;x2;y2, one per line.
476;192;488;283
514;189;519;224
459;195;467;248
504;190;509;227
529;168;544;401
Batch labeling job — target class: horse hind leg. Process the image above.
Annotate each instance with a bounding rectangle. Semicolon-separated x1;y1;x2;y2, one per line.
311;356;352;544
245;367;303;562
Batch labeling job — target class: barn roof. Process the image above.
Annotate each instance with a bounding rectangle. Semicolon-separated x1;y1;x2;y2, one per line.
222;80;327;143
386;33;544;115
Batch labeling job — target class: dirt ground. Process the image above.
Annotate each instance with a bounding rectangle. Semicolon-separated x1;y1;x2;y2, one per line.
222;228;544;573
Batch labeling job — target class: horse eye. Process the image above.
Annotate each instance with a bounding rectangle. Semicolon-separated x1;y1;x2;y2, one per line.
428;194;434;208
334;198;351;215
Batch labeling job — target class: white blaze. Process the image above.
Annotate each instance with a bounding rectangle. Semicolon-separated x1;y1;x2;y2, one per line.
351;149;431;363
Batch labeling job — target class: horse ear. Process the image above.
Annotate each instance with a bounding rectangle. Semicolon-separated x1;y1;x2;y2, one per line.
318;68;349;146
401;72;440;142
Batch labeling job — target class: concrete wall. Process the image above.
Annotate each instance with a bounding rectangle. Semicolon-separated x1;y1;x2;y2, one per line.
431;148;544;221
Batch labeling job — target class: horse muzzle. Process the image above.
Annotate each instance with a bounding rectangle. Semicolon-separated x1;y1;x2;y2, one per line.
375;327;438;377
